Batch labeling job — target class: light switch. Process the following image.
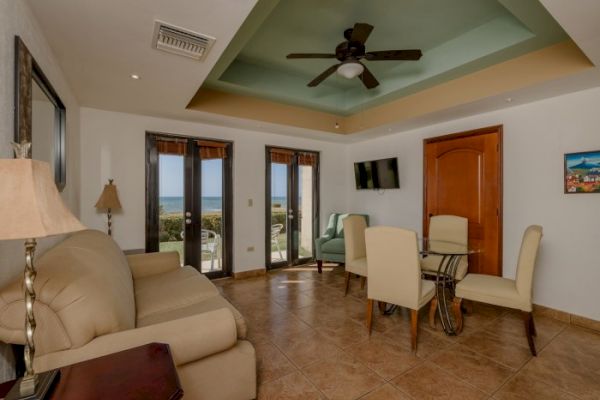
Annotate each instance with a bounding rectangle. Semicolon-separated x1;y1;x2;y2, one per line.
247;246;255;252
248;198;253;207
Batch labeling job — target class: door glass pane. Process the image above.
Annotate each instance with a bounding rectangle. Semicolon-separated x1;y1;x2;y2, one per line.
270;163;288;263
159;154;184;264
298;165;313;258
200;158;223;273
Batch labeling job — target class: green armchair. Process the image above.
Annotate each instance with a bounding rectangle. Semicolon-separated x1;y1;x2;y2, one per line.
315;213;369;273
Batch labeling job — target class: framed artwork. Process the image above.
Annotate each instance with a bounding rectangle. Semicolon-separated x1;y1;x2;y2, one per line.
564;150;600;193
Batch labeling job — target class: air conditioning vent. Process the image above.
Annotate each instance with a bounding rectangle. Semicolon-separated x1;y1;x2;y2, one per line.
152;21;215;61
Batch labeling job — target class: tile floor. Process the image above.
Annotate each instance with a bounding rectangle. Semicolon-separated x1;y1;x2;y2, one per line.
215;265;600;400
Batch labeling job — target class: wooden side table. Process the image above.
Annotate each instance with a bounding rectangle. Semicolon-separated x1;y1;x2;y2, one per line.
0;343;183;400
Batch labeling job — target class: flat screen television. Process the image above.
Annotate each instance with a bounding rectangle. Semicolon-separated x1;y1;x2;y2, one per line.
354;157;400;189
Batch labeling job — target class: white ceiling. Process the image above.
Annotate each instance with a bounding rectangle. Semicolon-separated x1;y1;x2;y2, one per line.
26;0;600;141
26;0;258;120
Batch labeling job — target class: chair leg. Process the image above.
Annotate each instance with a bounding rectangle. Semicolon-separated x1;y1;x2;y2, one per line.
344;272;351;296
377;301;387;315
522;311;537;356
530;313;537;337
453;297;464;334
360;276;366;290
429;297;438;329
462;299;473;315
317;260;323;274
410;309;418;352
366;299;374;335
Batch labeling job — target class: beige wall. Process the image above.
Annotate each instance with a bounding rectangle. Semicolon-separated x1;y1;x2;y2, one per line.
78;107;348;273
346;86;600;322
0;0;81;381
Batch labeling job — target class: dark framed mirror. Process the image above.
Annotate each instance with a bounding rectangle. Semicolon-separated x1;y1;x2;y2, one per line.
15;36;66;191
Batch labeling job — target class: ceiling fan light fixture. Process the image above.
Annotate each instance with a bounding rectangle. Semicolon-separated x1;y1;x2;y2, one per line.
337;61;364;79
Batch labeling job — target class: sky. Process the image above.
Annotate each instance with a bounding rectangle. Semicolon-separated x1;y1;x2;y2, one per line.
159;155;288;198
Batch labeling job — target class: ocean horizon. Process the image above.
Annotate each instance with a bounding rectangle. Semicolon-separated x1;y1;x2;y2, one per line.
160;196;288;213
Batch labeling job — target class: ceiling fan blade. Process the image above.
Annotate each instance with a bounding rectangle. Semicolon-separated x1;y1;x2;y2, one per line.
365;49;422;61
350;23;374;44
287;53;337;59
308;64;340;87
359;64;379;89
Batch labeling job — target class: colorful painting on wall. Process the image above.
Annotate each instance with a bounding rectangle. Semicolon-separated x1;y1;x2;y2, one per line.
564;150;600;193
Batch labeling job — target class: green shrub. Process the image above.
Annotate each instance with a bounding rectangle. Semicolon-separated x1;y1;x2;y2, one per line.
159;211;288;242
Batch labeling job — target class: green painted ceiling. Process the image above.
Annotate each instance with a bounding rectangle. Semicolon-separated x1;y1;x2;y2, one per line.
204;0;567;116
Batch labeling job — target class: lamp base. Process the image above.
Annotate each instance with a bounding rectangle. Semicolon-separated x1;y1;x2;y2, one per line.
5;370;59;400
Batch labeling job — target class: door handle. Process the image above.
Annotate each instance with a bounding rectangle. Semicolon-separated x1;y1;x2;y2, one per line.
185;218;192;225
287;214;294;220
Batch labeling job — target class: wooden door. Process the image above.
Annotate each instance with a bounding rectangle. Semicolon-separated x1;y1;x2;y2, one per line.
423;126;502;276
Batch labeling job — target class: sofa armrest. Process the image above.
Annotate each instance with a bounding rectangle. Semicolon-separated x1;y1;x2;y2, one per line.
126;251;181;279
34;308;238;372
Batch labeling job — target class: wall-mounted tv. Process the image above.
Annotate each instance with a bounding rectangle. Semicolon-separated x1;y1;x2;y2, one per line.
354;157;400;190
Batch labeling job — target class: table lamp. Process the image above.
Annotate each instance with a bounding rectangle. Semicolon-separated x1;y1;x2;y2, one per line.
0;143;85;399
94;179;122;236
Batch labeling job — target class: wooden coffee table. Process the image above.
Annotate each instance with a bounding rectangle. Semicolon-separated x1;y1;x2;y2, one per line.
0;343;183;399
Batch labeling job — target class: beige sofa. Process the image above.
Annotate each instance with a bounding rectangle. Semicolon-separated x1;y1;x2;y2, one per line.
0;230;256;399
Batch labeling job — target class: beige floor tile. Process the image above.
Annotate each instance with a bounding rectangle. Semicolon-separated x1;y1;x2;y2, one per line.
258;371;324;400
359;383;411;400
302;353;384;400
344;333;422;380
458;329;532;369
519;327;600;399
272;330;344;368
429;344;514;394
314;318;372;348
492;373;578;400
254;341;298;384
392;362;487;400
485;311;567;351
382;321;453;358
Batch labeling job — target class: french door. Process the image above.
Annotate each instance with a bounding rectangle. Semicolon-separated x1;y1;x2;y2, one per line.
265;146;319;269
146;132;233;279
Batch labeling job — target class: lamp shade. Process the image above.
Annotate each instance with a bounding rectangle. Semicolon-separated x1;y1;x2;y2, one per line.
95;179;122;210
0;159;85;240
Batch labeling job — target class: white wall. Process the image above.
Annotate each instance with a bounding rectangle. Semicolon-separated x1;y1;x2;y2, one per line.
346;87;600;321
79;108;348;273
0;0;81;381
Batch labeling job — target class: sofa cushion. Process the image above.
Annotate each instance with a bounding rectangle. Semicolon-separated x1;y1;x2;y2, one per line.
134;266;219;320
137;295;248;339
0;230;136;356
320;238;345;254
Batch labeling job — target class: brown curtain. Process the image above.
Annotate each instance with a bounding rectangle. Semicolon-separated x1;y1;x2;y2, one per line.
270;148;294;165
156;140;186;155
197;140;228;159
298;152;317;167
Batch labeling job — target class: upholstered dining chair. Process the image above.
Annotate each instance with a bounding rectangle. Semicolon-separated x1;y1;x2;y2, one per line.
342;215;368;296
421;215;469;280
365;226;436;351
453;225;543;355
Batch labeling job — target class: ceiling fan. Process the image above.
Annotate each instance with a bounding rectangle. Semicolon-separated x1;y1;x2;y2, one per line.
286;23;422;89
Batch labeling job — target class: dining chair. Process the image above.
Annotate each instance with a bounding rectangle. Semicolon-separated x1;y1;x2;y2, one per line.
421;215;469;280
365;226;436;351
454;225;543;355
342;215;368;296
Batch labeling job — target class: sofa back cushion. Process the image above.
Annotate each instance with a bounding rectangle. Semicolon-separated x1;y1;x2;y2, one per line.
0;230;135;356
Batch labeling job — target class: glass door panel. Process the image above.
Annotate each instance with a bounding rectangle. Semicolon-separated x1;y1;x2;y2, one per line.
297;164;314;261
270;162;289;265
158;154;184;264
200;158;223;273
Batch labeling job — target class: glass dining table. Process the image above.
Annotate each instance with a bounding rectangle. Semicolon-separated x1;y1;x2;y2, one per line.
420;239;481;335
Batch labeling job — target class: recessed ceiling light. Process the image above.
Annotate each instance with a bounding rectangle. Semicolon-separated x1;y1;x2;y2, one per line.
130;74;140;80
505;97;513;103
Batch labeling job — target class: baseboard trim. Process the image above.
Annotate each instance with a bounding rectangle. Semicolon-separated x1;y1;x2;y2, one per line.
533;304;600;333
233;268;266;280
